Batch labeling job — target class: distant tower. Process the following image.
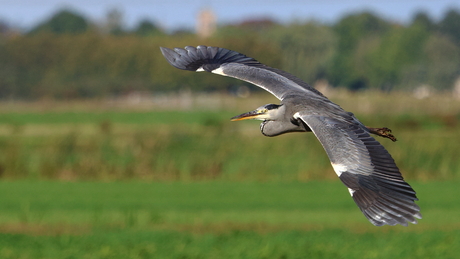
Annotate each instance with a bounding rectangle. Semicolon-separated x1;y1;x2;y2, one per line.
104;8;124;35
196;8;216;38
453;76;460;100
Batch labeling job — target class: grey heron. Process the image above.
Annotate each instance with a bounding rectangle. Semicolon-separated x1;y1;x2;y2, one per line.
160;45;421;226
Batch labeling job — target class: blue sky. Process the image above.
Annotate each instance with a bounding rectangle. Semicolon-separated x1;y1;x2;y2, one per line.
1;0;459;31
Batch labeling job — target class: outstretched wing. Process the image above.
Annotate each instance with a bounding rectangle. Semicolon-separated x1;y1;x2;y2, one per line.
296;113;421;226
160;45;325;100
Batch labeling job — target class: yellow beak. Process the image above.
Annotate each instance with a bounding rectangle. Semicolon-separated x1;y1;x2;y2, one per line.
230;110;263;121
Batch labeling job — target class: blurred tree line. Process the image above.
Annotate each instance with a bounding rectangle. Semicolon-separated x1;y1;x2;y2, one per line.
0;8;459;99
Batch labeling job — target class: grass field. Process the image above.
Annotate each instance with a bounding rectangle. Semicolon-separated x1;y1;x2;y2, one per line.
0;92;459;258
0;181;459;259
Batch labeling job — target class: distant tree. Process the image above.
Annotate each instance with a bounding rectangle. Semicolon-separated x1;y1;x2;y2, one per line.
213;25;256;39
171;28;194;36
215;18;278;39
0;20;9;36
330;12;391;89
334;12;390;51
29;9;89;34
264;22;337;83
134;20;163;36
366;24;430;90
235;18;277;31
422;34;460;90
438;9;460;44
411;11;435;31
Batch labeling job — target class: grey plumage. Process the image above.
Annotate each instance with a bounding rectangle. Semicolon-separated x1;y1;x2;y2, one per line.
160;45;421;226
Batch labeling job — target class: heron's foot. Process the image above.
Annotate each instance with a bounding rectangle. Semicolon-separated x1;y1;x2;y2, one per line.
367;127;397;142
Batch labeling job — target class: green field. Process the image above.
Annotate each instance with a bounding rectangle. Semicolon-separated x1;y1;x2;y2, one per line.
0;93;460;258
0;181;459;259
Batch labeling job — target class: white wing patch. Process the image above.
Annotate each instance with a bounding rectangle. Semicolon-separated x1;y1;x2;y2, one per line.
211;67;225;75
293;112;301;119
331;163;347;177
347;188;356;196
196;67;205;72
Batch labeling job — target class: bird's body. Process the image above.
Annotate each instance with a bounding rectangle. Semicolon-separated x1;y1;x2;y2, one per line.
161;45;421;226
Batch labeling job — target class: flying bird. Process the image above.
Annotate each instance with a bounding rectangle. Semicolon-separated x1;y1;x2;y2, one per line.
160;45;421;226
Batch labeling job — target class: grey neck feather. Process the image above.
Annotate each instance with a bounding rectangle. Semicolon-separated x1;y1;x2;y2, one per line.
260;105;307;137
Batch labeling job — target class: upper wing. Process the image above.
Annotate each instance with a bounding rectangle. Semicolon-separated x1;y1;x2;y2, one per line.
296;113;421;226
160;45;325;100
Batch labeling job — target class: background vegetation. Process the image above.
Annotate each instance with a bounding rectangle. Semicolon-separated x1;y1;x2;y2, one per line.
0;92;459;182
1;8;460;99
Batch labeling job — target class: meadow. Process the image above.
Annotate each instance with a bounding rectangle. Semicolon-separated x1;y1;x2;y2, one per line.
0;91;460;258
0;181;459;258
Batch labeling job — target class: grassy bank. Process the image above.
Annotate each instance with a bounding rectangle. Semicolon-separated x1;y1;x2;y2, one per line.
0;107;459;181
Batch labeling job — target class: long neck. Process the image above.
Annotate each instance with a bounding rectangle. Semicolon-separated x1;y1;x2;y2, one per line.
260;105;307;136
260;120;306;136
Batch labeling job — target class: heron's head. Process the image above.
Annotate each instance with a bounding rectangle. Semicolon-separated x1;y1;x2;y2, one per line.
231;104;282;121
